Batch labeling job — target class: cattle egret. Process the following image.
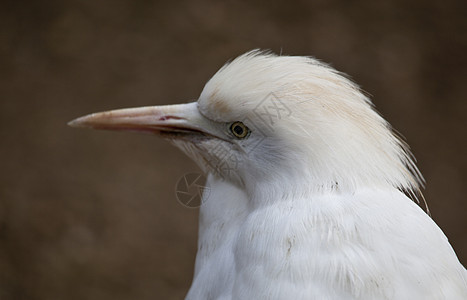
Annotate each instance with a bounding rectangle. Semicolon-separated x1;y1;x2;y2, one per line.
69;50;467;299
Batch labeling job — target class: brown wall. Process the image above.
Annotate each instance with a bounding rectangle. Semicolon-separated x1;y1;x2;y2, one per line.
0;0;465;299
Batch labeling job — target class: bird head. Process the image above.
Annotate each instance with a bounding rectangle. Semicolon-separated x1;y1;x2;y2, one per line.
69;50;423;198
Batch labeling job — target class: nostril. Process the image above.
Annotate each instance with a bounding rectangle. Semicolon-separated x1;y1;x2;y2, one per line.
159;115;183;121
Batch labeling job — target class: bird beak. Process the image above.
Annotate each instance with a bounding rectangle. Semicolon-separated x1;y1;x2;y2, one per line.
68;102;214;138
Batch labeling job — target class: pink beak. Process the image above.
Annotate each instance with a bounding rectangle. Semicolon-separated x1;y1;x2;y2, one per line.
68;102;215;137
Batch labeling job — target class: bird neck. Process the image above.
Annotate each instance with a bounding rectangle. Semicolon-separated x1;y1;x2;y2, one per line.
239;168;343;208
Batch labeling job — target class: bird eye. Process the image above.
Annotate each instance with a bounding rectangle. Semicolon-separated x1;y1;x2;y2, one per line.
230;121;250;139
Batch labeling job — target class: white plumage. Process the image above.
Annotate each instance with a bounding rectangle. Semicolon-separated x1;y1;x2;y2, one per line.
70;50;467;299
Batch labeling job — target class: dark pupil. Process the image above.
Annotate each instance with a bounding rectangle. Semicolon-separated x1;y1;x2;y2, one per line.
233;125;244;135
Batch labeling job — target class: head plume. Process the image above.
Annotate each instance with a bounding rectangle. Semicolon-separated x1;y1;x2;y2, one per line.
198;50;424;198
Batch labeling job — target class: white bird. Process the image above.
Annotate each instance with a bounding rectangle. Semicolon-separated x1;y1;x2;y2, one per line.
69;50;467;300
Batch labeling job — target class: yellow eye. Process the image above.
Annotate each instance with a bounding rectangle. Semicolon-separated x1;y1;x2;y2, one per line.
230;121;250;139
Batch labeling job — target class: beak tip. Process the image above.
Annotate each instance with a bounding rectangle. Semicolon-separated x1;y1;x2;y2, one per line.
67;119;77;127
68;116;89;128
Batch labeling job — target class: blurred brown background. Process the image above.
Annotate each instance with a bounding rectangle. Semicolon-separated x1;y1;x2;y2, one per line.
0;0;465;299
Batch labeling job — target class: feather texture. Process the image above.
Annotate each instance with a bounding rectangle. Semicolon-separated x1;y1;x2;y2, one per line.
182;51;467;299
